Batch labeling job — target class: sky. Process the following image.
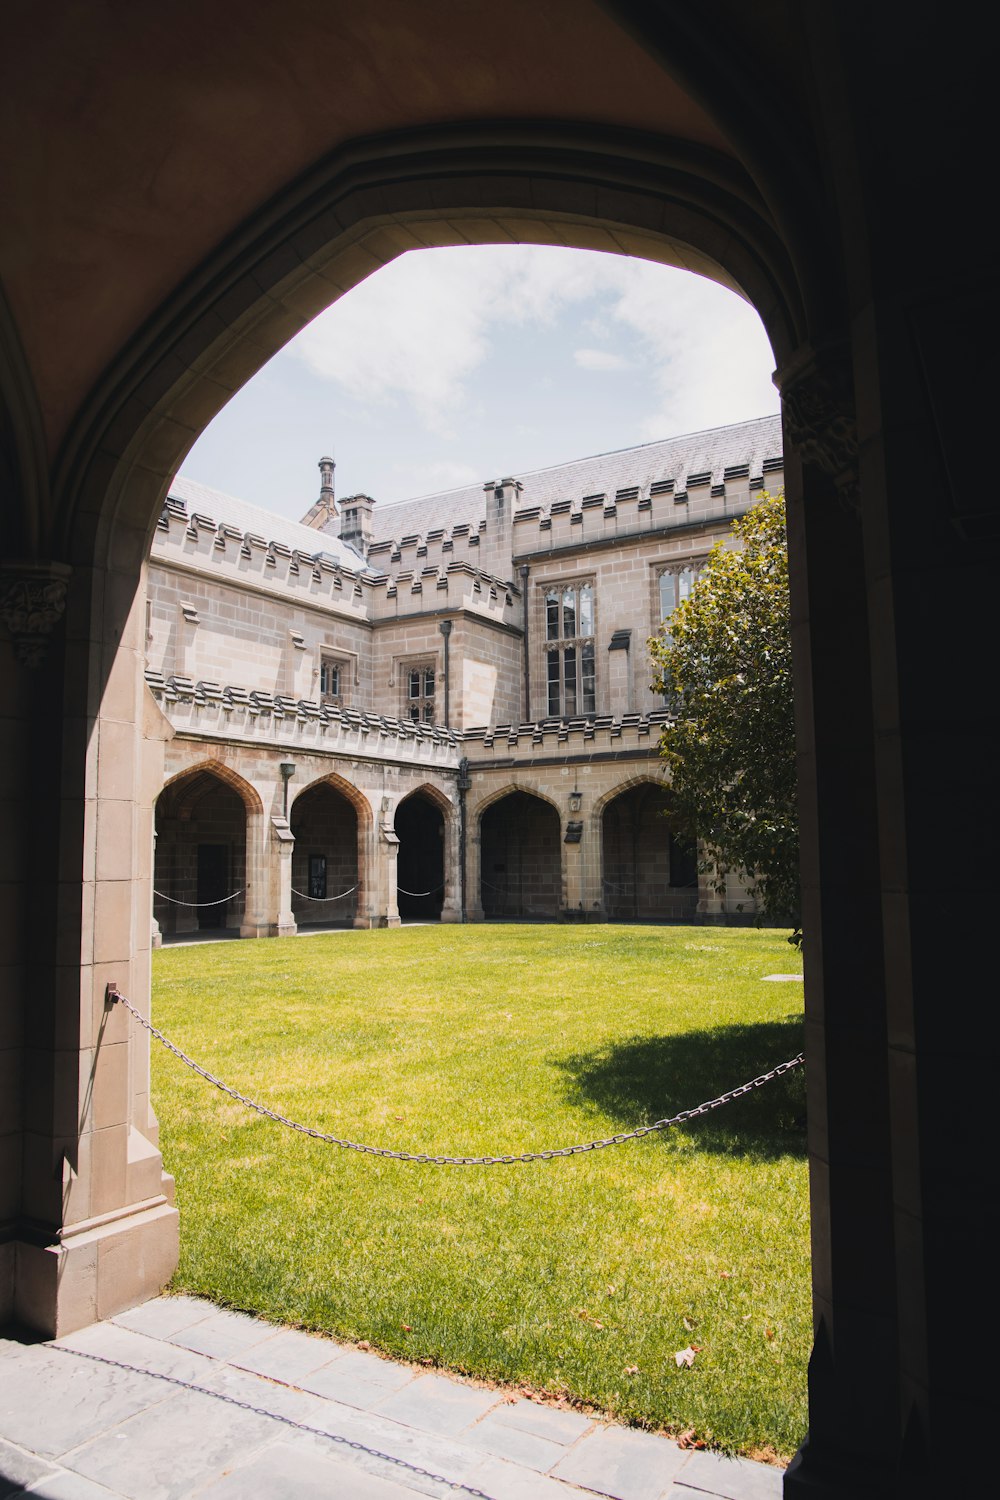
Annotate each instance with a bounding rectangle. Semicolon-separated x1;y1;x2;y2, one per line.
182;244;780;523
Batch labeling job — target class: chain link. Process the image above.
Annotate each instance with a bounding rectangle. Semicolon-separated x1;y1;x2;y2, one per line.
154;887;245;907
108;985;804;1167
291;884;358;902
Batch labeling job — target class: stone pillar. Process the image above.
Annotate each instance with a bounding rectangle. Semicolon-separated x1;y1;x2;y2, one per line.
375;810;401;927
240;808;269;938
353;810;376;928
439;802;462;923
580;809;605;919
269;816;296;937
779;354;899;1498
150;829;162;949
562;811;584;917
5;557;178;1336
466;819;485;922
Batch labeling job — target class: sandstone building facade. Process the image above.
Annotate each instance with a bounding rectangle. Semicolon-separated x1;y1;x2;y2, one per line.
145;414;782;939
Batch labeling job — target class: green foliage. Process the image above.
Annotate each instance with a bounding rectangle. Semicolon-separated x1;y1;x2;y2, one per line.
649;493;799;930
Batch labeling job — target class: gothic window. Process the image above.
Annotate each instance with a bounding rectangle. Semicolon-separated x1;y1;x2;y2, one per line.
405;662;436;723
544;580;596;717
656;563;699;708
319;655;346;703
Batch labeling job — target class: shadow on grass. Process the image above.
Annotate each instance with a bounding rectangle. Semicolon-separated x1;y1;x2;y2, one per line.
554;1016;806;1159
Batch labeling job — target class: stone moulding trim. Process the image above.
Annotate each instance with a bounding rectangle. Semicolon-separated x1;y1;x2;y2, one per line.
0;560;72;666
57;1194;170;1243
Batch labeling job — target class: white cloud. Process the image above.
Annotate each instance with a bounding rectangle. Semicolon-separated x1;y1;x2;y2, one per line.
288;244;778;444
574;348;629;372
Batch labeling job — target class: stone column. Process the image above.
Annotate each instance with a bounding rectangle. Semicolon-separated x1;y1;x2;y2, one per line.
375;811;401;927
580;808;605;919
240;808;269;938
269;816;296;937
6;557;178;1336
439;800;462;922
465;813;485;922
150;829;162;949
562;812;584;918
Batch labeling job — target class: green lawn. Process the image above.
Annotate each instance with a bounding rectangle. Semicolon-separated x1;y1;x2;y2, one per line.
151;924;808;1460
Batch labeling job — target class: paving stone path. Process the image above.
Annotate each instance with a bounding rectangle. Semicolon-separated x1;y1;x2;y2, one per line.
0;1297;784;1499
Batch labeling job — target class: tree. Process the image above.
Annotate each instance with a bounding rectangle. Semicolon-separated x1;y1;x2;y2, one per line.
649;491;799;932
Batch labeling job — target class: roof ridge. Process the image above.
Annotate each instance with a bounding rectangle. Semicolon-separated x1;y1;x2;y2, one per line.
374;411;781;511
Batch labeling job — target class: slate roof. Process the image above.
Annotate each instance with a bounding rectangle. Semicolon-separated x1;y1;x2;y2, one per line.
369;414;782;544
166;475;368;570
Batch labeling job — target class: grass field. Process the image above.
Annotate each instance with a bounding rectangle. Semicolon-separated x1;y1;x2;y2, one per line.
151;923;808;1459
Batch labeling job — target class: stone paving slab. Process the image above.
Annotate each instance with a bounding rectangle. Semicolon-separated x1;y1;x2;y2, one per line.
373;1372;499;1438
196;1439;420;1498
0;1296;788;1500
672;1450;783;1499
551;1424;689;1499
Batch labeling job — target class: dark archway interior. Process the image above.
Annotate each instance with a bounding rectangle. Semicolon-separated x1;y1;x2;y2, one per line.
290;783;359;927
480;791;561;918
602;784;697;922
395;794;444;920
154;772;247;933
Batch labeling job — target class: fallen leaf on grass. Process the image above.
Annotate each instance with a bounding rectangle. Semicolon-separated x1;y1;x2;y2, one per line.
624;1365;640;1376
674;1345;701;1368
401;1324;412;1332
683;1316;698;1331
357;1340;371;1351
677;1428;706;1450
765;1327;775;1340
718;1270;732;1279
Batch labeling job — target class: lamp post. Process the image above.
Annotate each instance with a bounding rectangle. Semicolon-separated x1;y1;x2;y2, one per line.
279;760;296;819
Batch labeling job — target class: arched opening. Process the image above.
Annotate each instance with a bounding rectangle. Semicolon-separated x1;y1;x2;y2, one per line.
153;767;250;938
480;790;561;919
394;791;445;921
601;781;698;922
289;779;361;928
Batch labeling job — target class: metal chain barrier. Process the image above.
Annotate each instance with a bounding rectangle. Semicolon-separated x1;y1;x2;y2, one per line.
291;884;358;902
153;888;245;907
107;984;804;1167
396;882;444;897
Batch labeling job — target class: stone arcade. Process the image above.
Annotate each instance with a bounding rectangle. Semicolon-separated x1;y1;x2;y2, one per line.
2;6;994;1494
145;416;782;939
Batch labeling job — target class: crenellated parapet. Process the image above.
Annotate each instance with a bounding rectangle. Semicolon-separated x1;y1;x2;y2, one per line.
510;460;783;559
154;493;519;628
145;668;464;765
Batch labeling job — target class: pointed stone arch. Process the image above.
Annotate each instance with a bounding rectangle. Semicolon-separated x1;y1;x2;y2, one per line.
153;760;260;937
288;771;373;928
158;756;263;816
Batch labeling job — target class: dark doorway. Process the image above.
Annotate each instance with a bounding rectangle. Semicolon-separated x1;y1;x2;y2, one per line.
290;781;359;928
196;844;230;930
601;783;698;922
395;793;445;920
480;791;561;919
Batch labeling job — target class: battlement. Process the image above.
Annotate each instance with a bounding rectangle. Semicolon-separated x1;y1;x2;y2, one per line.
154;496;519;627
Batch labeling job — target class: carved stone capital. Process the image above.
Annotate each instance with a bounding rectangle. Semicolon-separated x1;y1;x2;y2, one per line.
0;560;72;666
778;345;860;511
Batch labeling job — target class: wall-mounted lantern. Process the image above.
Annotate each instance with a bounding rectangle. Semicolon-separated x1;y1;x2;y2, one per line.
569;787;583;813
279;760;296;818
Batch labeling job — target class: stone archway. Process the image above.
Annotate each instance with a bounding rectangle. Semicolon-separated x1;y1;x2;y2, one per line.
153;765;254;937
3;19;979;1484
600;781;697;922
394;789;446;921
480;789;562;919
289;779;361;928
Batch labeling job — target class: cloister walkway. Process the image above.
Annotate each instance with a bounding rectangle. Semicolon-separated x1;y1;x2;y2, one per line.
0;1296;783;1500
